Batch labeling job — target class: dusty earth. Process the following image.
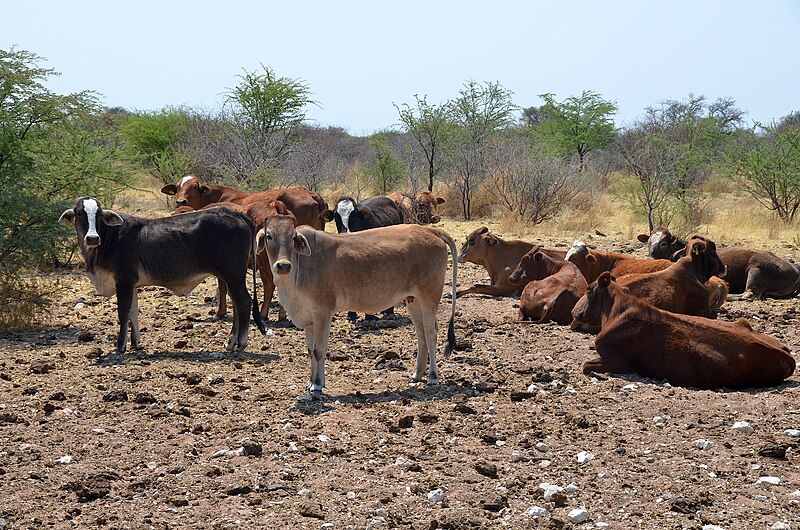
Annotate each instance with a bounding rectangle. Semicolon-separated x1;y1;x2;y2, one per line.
1;228;799;530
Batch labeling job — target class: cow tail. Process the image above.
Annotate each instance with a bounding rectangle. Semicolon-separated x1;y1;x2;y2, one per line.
251;226;267;335
435;228;458;358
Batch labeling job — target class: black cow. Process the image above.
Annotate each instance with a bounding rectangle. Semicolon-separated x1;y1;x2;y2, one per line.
321;196;403;234
59;197;265;354
321;195;404;322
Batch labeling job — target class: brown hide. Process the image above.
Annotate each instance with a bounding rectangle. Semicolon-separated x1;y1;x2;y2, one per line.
571;272;795;389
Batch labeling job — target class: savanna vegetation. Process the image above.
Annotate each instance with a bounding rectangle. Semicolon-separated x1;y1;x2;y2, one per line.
1;46;798;327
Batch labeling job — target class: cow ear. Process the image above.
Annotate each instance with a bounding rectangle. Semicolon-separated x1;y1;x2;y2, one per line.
436;197;446;205
478;226;489;235
670;235;679;244
597;272;612;288
483;235;497;246
58;209;75;225
691;241;706;255
359;206;374;220
101;210;124;226
533;252;544;262
272;200;289;215
637;234;649;243
161;184;178;196
198;184;209;194
256;231;267;254
294;233;312;256
320;210;334;223
585;254;597;264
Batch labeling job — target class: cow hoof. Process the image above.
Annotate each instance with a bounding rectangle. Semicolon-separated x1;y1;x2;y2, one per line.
427;377;440;386
364;314;378;322
409;376;425;384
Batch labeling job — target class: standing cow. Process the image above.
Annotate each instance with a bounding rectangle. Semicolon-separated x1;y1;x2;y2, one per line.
60;197;265;354
257;215;458;395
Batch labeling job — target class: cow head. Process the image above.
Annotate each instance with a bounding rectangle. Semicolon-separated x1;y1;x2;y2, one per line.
413;191;446;224
256;214;308;277
508;247;548;286
320;197;375;234
458;226;497;264
565;240;597;274
161;176;218;209
571;271;616;328
637;227;686;260
685;236;727;281
59;197;124;249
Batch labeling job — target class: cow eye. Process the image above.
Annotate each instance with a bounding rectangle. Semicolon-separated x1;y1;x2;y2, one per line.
266;233;273;241
660;241;667;246
468;239;474;245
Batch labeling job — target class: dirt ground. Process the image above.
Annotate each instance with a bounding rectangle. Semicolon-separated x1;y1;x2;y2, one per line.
1;227;799;530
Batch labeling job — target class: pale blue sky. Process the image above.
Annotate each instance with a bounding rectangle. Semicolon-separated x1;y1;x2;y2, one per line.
3;1;799;135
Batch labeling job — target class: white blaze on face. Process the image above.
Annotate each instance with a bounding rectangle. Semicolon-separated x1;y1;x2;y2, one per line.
178;175;194;189
565;240;587;261
83;198;100;246
649;230;664;251
335;199;355;233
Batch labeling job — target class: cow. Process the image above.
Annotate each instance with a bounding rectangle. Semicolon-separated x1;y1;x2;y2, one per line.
613;236;727;317
570;272;795;389
320;195;404;322
387;191;446;224
320;195;404;233
566;238;729;315
457;227;567;298
161;175;327;230
507;248;588;324
638;228;800;300
256;215;458;395
172;200;293;321
59;197;265;354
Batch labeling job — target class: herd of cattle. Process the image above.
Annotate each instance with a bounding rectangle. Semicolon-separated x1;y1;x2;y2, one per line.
58;177;799;394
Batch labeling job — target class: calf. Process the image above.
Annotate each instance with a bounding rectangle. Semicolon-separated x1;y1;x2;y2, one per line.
571;272;795;389
508;248;588;324
387;191;446;224
457;227;566;297
161;175;327;229
321;195;403;233
565;240;673;283
613;236;727;317
60;197;265;353
257;216;458;395
638;228;800;300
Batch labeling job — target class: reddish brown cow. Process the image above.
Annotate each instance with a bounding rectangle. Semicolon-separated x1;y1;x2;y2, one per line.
457;227;567;297
571;272;795;389
387;191;446;224
173;200;293;321
161;176;327;229
507;248;588;324
613;236;727;317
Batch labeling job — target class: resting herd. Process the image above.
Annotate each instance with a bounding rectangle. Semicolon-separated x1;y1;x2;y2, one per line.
59;177;799;395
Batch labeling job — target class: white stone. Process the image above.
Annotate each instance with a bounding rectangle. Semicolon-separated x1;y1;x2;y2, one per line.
732;421;754;434
754;495;768;501
524;506;548;517
287;442;298;452
539;460;551;468
526;383;538;392
568;508;589;523
542;484;563;501
58;455;72;464
577;451;595;463
757;476;781;486
622;383;637;391
146;461;157;469
321;524;334;529
595;523;610;529
693;439;715;450
298;488;312;498
535;442;550;452
346;491;357;501
374;508;387;517
73;302;85;310
565;482;580;494
369;519;384;528
283;422;295;430
783;429;800;437
209;352;225;360
702;526;724;530
211;448;244;458
791;490;800;497
653;416;669;425
427;488;445;503
317;434;330;442
394;457;412;469
771;522;791;530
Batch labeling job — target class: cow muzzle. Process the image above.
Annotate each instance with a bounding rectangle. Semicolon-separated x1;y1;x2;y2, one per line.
430;215;440;224
175;199;189;207
274;261;292;275
84;234;101;248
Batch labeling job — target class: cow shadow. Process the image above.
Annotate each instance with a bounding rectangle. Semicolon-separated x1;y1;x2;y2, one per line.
95;349;280;366
597;370;800;393
292;381;477;416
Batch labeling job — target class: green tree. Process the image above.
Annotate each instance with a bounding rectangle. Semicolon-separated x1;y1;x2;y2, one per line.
535;90;617;169
120;107;194;184
367;132;405;194
394;95;452;192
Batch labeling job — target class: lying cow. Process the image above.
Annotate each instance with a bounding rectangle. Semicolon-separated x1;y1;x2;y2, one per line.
507;248;588;324
257;215;458;395
457;227;567;298
173;200;293;321
161;175;327;229
571;272;795;389
60;197;265;353
638;228;800;300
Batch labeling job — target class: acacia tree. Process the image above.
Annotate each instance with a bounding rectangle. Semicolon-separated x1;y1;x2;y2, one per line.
535;90;617;170
446;80;517;219
367;132;405;194
120;107;194;184
395;95;451;191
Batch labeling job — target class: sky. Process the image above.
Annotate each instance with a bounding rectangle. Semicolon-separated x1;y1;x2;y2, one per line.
3;1;799;135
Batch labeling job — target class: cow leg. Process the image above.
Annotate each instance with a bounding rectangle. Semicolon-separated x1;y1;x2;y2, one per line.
406;301;429;383
347;311;358;323
114;282;136;354
582;356;608;375
226;281;251;352
408;300;440;385
456;284;516;298
306;317;333;395
129;292;142;350
215;279;228;319
259;261;274;321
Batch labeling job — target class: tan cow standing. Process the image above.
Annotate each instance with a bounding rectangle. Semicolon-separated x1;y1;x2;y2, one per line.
257;215;458;395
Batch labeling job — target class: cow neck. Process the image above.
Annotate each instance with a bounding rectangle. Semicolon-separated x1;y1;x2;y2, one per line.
673;256;702;282
82;218;120;275
602;283;636;327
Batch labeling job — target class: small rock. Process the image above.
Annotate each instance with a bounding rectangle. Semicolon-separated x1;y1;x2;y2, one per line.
317;434;330;442
209;352;225;360
225;484;251;496
565;483;579;494
535;442;550;453
77;330;95;343
427;488;445;503
757;476;781;486
73;302;85;310
346;491;357;501
524;506;548;517
173;339;188;349
758;442;788;459
693;439;715;450
211;448;245;458
596;523;610;529
368;519;384;528
621;383;637;391
210;376;224;385
30;361;55;374
771;522;791;530
568;508;589;523
298;488;312;499
783;429;800;437
550;492;568;507
58;455;73;464
670;497;699;514
474;460;498;478
398;415;414;429
185;373;202;385
482;495;507;512
702;526;725;530
241;441;263;457
576;451;594;463
732;421;754;434
542;484;564;502
133;392;157;404
102;389;128;402
296;499;324;519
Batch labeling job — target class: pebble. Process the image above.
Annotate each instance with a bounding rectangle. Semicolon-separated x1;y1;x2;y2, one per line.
535;442;550;453
369;519;384;528
427;488;445;503
653;415;669;426
57;455;72;464
524;506;548;517
211;448;245;458
565;483;580;494
771;522;791;530
374;508;387;517
622;383;637;391
757;476;781;486
73;302;84;310
317;434;330;442
694;439;715;450
784;429;800;437
209;352;225;360
596;523;610;529
298;488;312;499
568;508;589;523
346;491;357;501
321;524;334;529
702;526;725;530
732;421;754;434
577;451;595;463
542;484;563;501
288;442;298;452
539;460;551;468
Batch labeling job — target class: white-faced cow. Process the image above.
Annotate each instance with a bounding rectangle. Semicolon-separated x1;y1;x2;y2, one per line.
321;196;404;234
257;215;458;395
60;197;265;354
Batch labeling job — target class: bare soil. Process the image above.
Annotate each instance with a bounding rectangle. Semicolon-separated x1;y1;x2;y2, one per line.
1;233;799;530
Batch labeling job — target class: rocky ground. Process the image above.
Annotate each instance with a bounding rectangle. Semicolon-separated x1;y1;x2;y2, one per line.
1;231;799;530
